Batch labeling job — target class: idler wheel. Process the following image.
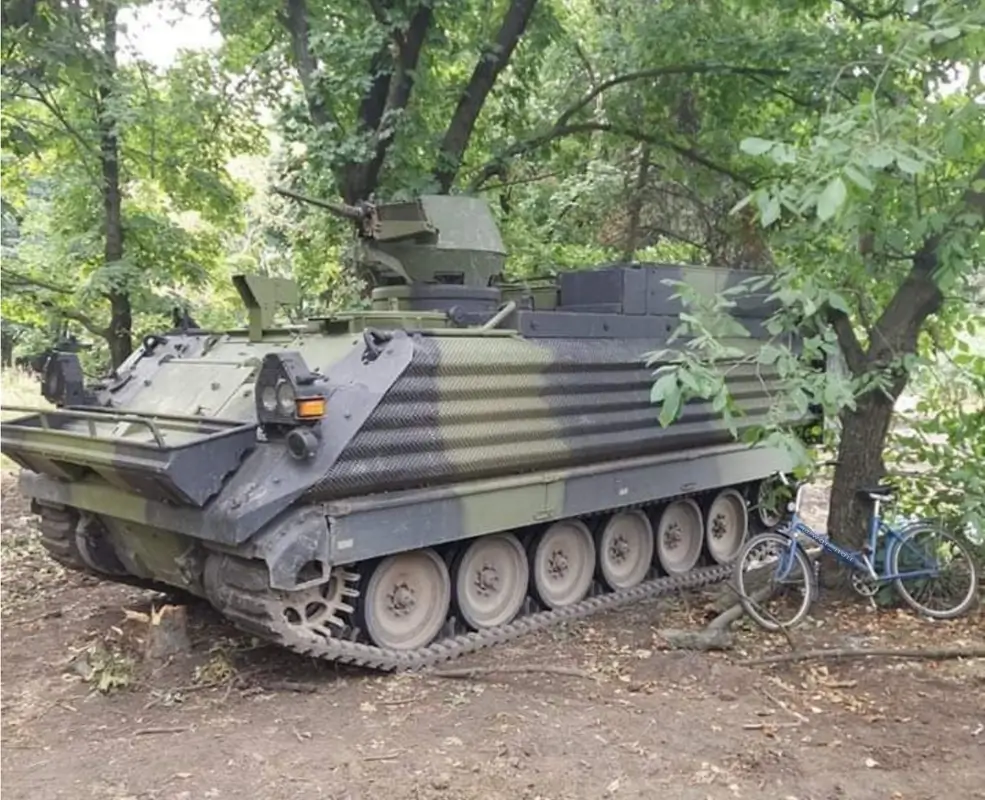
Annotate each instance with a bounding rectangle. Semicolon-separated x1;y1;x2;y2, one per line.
360;548;451;650
530;519;596;609
595;510;654;590
453;533;529;630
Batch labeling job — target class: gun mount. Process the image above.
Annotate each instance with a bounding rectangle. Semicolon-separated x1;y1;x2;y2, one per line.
273;187;507;291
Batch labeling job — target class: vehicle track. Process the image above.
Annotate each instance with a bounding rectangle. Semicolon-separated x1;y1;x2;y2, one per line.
205;550;732;672
39;496;741;673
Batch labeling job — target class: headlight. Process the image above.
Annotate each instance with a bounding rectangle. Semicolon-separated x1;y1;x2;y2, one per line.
276;380;295;414
254;351;328;436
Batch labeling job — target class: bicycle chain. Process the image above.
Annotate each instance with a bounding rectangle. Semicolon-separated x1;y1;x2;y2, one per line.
209;553;735;672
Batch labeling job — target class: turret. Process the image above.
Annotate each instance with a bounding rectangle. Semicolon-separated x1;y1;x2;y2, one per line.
273;187;507;288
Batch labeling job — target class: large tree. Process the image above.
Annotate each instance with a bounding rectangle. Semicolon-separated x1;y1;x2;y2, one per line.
649;0;985;563
1;0;265;367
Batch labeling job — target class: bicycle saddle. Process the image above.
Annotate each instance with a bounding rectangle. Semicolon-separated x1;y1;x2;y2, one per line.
857;484;895;501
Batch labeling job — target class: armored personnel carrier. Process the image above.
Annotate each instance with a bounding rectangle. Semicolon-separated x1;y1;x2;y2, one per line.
1;192;820;670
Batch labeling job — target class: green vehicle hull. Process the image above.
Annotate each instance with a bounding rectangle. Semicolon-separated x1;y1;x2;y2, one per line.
1;195;819;670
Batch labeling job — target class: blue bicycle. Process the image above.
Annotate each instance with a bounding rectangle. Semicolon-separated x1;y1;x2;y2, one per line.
733;467;979;631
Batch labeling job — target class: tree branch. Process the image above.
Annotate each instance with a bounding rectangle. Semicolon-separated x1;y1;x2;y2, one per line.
834;0;903;22
6;84;99;181
1;267;76;295
434;0;539;192
466;64;803;192
366;0;404;48
468;121;753;192
50;306;110;339
338;1;433;202
8;273;112;339
554;63;791;129
746;74;822;110
740;644;985;667
826;307;867;376
571;39;597;88
281;0;333;129
359;3;432;198
869;162;985;359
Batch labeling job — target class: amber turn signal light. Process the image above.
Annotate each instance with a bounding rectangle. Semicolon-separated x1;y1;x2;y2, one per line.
295;397;326;419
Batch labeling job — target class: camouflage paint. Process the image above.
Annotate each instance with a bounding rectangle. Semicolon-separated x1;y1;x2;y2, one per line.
2;262;816;608
11;321;800;585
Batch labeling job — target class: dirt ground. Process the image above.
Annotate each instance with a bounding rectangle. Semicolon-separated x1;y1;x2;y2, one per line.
2;470;983;800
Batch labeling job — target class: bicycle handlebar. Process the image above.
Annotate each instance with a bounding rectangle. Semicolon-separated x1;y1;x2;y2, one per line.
772;459;839;514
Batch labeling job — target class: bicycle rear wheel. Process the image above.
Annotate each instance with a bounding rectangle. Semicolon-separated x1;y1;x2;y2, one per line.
733;531;815;631
890;523;978;619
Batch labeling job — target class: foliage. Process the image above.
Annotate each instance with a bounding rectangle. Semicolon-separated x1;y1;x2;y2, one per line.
647;1;985;549
1;0;267;367
889;347;985;540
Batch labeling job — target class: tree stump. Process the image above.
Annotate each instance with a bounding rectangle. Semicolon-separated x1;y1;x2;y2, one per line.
125;604;191;664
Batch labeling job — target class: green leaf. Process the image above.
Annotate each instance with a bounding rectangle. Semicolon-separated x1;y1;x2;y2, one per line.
844;165;873;191
657;384;683;427
866;148;895;169
943;128;964;159
895;154;924;175
827;292;851;315
740;137;776;156
650;370;678;403
816;177;847;222
757;343;783;365
768;143;798;165
932;26;961;42
757;192;781;227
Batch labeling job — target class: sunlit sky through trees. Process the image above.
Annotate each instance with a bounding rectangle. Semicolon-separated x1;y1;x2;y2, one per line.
121;0;219;69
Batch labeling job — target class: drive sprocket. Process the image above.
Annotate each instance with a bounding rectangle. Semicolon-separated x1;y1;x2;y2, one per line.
274;568;361;641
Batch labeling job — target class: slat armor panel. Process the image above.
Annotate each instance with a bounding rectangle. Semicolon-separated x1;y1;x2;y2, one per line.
306;335;782;501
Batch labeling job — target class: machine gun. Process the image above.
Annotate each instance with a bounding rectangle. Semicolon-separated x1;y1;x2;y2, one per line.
271;185;506;289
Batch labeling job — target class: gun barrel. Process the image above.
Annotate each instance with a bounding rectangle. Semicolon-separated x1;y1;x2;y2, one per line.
272;186;370;221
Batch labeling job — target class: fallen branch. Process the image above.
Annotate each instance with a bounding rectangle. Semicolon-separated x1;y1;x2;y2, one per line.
132;726;190;736
362;749;407;762
740;645;985;667
758;686;810;724
742;721;801;730
656;626;733;652
429;665;596;681
657;585;774;652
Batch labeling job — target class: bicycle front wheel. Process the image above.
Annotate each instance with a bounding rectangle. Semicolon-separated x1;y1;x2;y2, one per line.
733;531;815;631
891;523;978;619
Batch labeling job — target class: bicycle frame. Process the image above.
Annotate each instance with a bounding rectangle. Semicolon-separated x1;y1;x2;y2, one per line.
769;475;944;585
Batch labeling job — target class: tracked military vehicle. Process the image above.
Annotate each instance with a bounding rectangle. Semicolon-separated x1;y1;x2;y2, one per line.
1;192;820;670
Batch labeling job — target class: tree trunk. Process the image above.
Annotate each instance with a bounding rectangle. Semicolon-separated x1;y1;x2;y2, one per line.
622;142;651;261
343;3;433;204
433;0;539;192
822;262;945;589
822;390;897;589
96;1;131;368
107;291;132;367
1;331;13;368
818;162;984;595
